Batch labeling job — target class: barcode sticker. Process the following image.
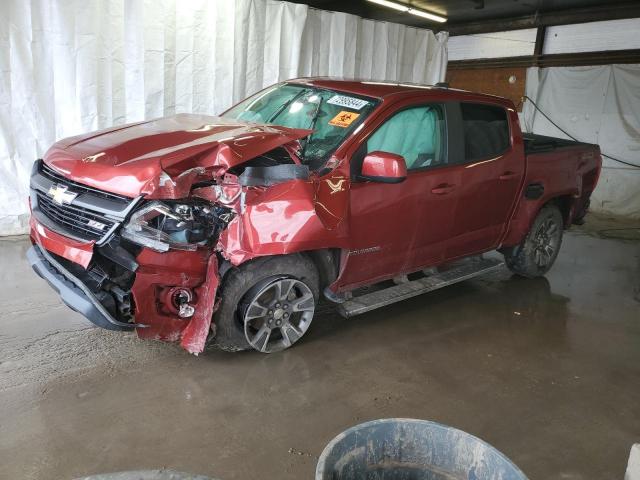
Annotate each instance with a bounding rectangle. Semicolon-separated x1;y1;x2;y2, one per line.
327;95;370;111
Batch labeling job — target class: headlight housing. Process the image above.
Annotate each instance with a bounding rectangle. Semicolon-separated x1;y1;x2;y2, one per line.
121;201;216;252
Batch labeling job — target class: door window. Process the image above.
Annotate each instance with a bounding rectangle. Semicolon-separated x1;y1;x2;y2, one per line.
366;105;446;171
460;103;510;162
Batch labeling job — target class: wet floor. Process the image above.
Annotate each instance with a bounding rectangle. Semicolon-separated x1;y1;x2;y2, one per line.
1;219;639;480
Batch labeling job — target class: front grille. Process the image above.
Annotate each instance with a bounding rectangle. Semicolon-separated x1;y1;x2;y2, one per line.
36;191;116;240
31;159;138;244
40;162;130;203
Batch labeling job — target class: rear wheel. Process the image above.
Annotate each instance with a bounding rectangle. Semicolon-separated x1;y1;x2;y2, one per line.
503;204;564;278
211;255;319;353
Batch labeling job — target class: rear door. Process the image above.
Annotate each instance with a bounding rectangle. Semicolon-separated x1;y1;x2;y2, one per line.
445;102;525;259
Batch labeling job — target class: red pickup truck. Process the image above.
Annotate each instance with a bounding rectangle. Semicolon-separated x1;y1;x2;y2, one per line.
27;79;601;354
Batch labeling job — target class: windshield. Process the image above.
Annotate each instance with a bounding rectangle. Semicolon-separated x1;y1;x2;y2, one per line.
222;83;377;169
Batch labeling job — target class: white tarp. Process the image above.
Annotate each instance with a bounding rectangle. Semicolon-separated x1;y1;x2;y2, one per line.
522;65;640;219
448;28;536;61
0;0;448;236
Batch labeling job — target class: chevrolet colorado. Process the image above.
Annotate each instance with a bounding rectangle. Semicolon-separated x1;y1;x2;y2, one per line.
27;79;602;354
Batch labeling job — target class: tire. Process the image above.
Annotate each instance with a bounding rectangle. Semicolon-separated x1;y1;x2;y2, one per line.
210;254;319;353
503;204;564;278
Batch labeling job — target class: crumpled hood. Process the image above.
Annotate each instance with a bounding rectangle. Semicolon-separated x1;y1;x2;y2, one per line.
43;114;310;198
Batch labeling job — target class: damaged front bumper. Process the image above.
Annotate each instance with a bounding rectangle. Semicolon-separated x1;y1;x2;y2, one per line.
131;247;220;354
27;156;230;354
27;244;141;331
28;217;221;354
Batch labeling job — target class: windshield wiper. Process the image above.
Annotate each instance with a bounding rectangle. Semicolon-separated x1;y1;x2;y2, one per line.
300;97;323;161
266;90;307;124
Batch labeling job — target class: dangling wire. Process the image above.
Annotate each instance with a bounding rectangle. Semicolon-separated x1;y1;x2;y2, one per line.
522;95;640;169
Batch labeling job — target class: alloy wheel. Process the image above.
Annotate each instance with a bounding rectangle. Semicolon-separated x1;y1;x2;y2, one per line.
242;277;315;353
533;217;560;268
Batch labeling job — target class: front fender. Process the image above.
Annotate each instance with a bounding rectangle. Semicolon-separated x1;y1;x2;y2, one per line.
218;179;349;265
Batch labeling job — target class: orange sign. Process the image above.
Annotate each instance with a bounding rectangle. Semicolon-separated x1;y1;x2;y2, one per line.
329;111;360;128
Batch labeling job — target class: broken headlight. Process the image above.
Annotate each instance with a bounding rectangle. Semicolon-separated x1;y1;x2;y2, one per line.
121;201;217;252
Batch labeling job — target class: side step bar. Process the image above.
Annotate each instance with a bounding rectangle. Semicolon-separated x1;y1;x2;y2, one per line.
337;257;505;318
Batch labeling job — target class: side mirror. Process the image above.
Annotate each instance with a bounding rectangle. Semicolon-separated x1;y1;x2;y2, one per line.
359;151;407;184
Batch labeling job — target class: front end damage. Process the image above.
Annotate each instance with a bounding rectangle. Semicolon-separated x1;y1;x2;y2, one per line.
28;170;231;354
27;115;348;354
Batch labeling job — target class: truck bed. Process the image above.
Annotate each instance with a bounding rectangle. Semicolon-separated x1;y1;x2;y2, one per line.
499;132;602;247
523;133;595;155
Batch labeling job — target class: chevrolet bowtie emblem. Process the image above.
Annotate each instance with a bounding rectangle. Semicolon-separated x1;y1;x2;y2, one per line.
47;184;78;206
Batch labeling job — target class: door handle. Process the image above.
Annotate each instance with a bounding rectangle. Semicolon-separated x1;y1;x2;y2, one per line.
431;184;456;195
499;171;518;180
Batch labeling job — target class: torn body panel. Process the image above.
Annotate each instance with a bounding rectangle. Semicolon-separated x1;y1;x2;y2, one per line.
128;167;348;352
217;176;350;266
29;217;221;354
132;248;219;354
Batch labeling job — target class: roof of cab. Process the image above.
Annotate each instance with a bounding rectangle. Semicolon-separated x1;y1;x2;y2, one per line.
286;77;513;108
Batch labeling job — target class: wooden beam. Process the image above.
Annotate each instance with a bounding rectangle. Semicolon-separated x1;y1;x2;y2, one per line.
446;3;640;36
533;26;546;59
447;49;640;70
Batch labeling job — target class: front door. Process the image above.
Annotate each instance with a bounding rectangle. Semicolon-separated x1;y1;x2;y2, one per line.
336;102;461;290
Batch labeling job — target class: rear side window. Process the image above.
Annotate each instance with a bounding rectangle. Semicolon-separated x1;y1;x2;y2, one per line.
461;103;510;162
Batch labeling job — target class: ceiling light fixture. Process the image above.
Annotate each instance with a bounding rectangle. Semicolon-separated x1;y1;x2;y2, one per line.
407;8;447;22
366;0;447;23
367;0;411;12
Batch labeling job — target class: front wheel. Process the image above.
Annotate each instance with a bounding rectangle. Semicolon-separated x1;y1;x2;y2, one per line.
503;204;564;278
211;255;319;353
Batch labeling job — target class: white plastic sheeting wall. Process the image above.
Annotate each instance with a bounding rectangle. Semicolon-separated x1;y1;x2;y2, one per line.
448;28;536;61
0;0;448;235
521;65;640;219
447;17;640;61
543;18;640;55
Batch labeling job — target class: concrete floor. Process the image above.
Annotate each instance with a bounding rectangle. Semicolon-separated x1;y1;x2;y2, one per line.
1;217;639;480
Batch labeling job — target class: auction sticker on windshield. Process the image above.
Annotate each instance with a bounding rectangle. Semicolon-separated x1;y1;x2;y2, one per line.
327;95;369;110
329;111;360;128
